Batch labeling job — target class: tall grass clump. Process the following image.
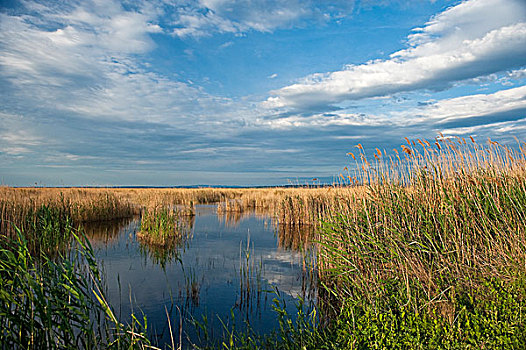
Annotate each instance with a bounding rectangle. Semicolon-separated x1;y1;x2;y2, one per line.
139;213;194;268
23;204;75;256
0;199;78;257
0;227;155;349
137;207;190;247
314;137;526;347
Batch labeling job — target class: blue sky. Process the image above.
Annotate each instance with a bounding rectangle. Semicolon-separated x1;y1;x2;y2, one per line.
1;0;525;186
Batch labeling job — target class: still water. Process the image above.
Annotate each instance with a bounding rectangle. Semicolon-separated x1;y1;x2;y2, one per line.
84;205;316;348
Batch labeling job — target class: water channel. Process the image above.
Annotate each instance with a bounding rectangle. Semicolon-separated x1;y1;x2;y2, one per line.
84;205;317;348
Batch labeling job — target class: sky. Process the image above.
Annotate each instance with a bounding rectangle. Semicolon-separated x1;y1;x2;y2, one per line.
1;0;525;186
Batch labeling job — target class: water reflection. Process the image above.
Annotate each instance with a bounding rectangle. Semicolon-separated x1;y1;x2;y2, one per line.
82;217;135;248
277;223;316;251
217;209;270;228
85;205;317;348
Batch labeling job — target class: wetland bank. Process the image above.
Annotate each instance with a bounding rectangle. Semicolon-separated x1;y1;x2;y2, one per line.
2;137;526;349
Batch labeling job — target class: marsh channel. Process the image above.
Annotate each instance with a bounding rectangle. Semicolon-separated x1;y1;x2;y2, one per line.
83;205;317;348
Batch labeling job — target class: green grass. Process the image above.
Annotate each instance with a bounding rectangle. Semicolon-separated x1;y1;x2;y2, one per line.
190;277;525;349
137;207;187;247
307;141;526;349
311;142;526;349
22;204;75;256
136;207;194;269
0;224;156;349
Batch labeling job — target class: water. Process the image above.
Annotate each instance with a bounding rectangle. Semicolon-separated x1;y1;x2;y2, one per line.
84;205;316;348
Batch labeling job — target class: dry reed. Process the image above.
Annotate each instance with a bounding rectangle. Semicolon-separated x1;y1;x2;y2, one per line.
317;136;526;321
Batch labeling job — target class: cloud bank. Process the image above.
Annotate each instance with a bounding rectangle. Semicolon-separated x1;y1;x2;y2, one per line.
265;0;526;109
257;85;526;129
0;0;263;136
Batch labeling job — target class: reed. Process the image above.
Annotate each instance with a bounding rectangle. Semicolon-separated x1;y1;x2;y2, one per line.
1;183;360;240
138;213;195;269
0;227;155;349
136;207;191;248
276;224;315;251
0;188;137;239
310;137;526;347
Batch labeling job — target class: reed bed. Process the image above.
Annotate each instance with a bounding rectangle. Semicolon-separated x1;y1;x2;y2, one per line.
308;137;526;348
1;185;360;255
1;186;345;228
215;187;365;228
0;188;137;240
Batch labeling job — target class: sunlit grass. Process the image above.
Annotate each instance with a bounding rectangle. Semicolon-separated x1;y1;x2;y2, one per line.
196;137;526;349
136;207;190;247
308;136;526;348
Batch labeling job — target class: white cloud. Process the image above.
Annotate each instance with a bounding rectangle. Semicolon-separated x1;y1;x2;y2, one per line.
0;1;255;130
439;118;526;136
258;85;526;130
399;85;526;125
167;0;355;37
499;67;526;86
219;40;234;49
265;0;526;109
256;112;383;129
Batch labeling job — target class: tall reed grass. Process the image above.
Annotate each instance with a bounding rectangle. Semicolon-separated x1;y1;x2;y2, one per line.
0;227;156;349
136;207;192;248
137;208;194;269
0;188;137;240
311;137;526;347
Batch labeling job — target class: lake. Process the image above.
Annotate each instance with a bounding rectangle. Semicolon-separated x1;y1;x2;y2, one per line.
84;205;317;348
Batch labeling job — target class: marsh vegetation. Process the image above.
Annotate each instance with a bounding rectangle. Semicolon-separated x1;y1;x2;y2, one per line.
1;136;526;348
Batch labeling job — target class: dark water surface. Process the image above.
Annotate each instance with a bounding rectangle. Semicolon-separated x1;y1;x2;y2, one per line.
84;205;316;348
